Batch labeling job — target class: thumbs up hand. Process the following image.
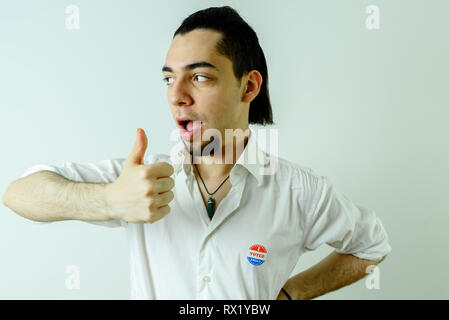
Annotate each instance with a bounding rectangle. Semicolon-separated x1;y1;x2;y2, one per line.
105;129;175;224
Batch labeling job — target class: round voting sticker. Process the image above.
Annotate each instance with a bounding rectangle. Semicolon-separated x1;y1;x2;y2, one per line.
247;244;267;266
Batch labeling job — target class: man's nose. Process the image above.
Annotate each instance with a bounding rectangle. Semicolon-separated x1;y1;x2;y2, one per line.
169;79;193;106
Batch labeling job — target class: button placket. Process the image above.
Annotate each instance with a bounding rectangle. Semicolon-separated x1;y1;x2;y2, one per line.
197;236;213;298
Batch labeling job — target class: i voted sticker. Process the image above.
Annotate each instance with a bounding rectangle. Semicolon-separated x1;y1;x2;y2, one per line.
247;244;267;266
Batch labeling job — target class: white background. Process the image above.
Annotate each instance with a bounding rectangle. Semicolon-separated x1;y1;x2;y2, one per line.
1;0;448;299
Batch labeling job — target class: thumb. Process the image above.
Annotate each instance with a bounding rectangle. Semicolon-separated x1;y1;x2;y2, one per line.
125;128;148;166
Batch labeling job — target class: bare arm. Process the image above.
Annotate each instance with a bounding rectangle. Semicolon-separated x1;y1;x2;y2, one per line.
2;130;176;224
2;171;111;222
278;251;387;300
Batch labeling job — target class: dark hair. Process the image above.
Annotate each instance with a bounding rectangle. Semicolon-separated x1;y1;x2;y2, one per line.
173;6;274;126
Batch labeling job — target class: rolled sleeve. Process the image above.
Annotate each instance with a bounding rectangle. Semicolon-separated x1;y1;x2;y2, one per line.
20;159;128;228
302;175;392;261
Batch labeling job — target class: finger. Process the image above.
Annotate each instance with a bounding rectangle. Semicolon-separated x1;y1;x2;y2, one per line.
154;177;175;193
155;190;174;207
125;128;148;167
146;161;174;178
156;205;171;216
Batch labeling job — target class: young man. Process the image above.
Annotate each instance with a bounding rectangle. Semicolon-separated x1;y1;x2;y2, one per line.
2;6;391;300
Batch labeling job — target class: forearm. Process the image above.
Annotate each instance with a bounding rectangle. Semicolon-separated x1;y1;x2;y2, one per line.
2;171;112;222
283;251;385;300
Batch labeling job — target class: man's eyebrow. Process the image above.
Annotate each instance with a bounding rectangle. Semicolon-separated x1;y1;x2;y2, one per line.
162;61;219;73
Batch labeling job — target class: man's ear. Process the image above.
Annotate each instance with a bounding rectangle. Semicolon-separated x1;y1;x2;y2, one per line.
241;70;263;103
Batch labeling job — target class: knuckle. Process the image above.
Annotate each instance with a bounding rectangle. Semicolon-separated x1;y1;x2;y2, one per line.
144;182;154;195
160;206;169;216
162;191;173;203
162;162;174;176
145;165;156;177
145;218;154;224
139;168;149;179
146;197;156;209
147;211;156;221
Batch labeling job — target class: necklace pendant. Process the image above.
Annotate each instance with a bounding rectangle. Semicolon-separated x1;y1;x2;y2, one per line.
207;197;215;220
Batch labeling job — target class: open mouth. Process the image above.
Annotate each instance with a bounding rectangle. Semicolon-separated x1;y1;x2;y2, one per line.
177;120;190;130
176;117;203;139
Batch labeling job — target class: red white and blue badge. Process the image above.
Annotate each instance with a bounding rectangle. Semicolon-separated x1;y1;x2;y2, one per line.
247;244;267;266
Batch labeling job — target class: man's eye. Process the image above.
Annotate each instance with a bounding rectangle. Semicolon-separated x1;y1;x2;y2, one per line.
163;77;174;85
163;75;209;85
194;75;209;82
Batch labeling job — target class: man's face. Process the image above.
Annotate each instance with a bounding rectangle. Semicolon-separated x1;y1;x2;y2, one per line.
163;29;249;152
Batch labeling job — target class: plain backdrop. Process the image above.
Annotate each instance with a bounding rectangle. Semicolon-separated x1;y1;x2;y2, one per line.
1;0;448;299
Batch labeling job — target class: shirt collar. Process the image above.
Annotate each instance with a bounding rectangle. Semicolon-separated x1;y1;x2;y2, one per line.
171;127;266;186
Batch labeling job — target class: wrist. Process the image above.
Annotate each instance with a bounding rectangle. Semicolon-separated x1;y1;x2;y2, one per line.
281;288;292;300
281;279;298;300
103;183;117;220
283;275;308;300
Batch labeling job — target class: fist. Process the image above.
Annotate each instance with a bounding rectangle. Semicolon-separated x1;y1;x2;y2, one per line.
106;128;175;223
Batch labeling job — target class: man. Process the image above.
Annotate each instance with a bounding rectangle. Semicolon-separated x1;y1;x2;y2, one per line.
2;6;391;299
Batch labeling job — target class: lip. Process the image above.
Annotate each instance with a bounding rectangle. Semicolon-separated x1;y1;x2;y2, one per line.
175;116;202;130
176;118;203;140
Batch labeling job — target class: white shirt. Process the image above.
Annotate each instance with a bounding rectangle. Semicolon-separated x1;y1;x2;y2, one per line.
21;127;392;299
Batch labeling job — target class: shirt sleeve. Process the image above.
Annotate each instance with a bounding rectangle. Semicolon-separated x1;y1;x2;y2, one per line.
301;174;392;261
20;159;128;228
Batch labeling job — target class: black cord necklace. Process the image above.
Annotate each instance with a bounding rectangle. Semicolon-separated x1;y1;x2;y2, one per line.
193;163;230;220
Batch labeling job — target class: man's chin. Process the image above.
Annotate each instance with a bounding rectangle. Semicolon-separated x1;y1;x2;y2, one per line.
182;136;220;157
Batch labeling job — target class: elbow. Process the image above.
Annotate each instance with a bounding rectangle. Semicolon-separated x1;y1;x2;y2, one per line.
369;255;387;265
2;185;11;207
2;179;20;208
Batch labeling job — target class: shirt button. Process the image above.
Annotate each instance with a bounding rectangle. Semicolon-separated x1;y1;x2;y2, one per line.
203;276;211;283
